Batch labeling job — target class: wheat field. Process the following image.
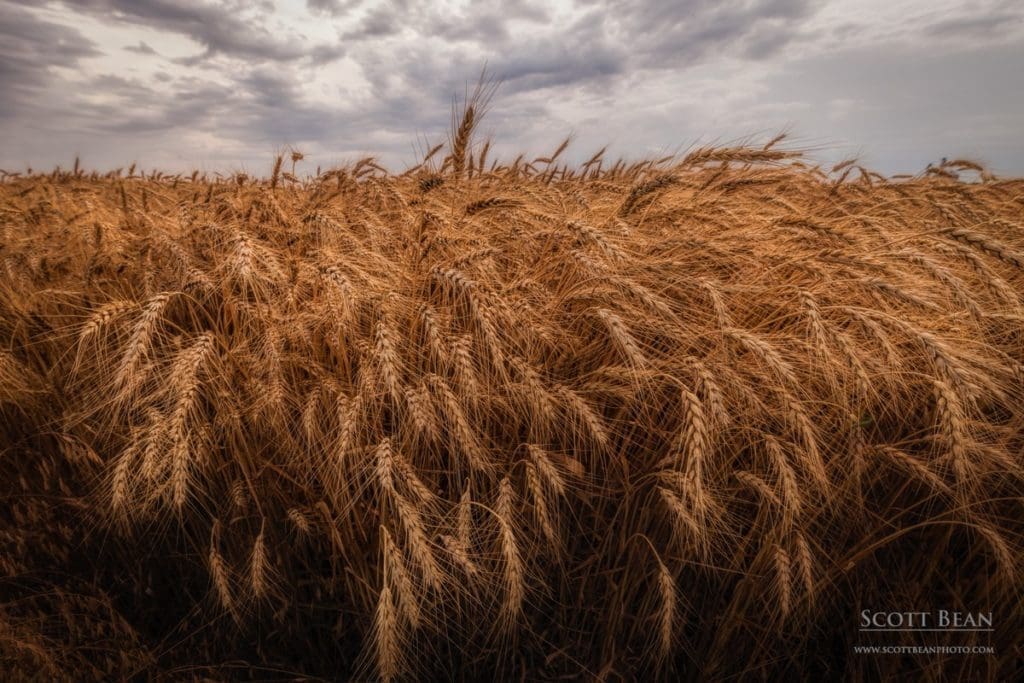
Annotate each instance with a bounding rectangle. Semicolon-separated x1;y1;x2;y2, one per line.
1;108;1022;680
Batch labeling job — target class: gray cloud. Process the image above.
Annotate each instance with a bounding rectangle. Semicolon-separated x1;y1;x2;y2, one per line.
337;1;819;94
124;40;157;55
493;45;625;93
610;0;818;67
307;0;363;16
925;13;1024;40
0;2;99;120
0;0;1022;175
337;0;550;45
342;3;404;40
81;77;222;134
33;0;346;63
423;1;550;44
759;39;1024;174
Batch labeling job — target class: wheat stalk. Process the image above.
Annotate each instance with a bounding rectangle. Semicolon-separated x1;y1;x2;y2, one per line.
656;556;676;659
114;292;170;395
208;520;236;619
381;526;421;627
773;542;792;619
372;581;400;682
496;477;524;623
249;522;270;599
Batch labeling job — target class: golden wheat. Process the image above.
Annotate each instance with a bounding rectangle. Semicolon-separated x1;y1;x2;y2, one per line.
0;116;1022;680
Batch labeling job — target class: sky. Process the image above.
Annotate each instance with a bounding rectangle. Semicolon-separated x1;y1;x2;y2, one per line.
1;0;1022;176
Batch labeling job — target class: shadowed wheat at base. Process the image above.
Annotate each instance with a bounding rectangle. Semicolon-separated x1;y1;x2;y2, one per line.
0;104;1022;681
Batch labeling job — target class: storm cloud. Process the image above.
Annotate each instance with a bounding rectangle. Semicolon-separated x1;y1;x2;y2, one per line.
1;0;1021;175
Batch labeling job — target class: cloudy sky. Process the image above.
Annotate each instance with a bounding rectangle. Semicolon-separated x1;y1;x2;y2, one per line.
2;0;1022;176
